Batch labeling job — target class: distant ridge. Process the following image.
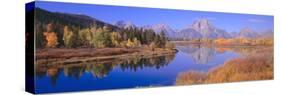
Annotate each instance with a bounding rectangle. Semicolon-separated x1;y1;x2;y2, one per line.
33;8;272;40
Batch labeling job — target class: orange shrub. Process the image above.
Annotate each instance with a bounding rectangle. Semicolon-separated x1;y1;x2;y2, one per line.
214;38;231;45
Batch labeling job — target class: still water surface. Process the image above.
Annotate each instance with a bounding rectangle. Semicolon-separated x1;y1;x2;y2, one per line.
35;45;239;93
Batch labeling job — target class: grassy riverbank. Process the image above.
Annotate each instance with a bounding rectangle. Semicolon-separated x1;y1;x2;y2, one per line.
175;47;273;85
36;47;178;64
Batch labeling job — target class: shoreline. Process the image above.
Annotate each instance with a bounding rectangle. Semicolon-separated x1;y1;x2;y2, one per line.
36;47;178;65
171;41;273;47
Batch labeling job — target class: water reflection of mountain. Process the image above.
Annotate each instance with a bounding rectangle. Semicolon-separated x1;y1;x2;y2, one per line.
35;54;176;86
177;45;217;64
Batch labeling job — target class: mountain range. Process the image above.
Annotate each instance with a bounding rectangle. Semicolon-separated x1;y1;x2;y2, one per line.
35;8;273;40
116;19;273;39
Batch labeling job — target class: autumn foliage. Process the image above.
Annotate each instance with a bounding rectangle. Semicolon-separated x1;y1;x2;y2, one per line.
63;26;74;48
43;32;58;48
214;38;273;46
43;23;58;48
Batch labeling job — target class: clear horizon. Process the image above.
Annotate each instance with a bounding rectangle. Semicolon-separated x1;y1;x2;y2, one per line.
35;1;273;32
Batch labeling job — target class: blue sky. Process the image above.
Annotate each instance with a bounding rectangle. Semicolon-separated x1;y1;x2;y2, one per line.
35;1;273;32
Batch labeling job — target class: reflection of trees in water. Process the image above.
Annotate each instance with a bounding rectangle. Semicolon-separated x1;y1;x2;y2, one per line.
90;63;114;78
35;54;175;85
120;54;175;71
35;67;61;86
177;45;216;64
46;68;61;86
36;68;61;86
62;63;115;79
63;66;86;79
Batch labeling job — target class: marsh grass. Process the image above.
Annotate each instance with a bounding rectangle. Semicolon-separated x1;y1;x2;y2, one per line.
176;47;273;85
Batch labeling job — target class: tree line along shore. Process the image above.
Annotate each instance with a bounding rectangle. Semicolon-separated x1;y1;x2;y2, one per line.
34;22;177;64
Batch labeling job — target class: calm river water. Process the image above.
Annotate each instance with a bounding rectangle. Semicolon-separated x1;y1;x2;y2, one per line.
35;45;240;93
